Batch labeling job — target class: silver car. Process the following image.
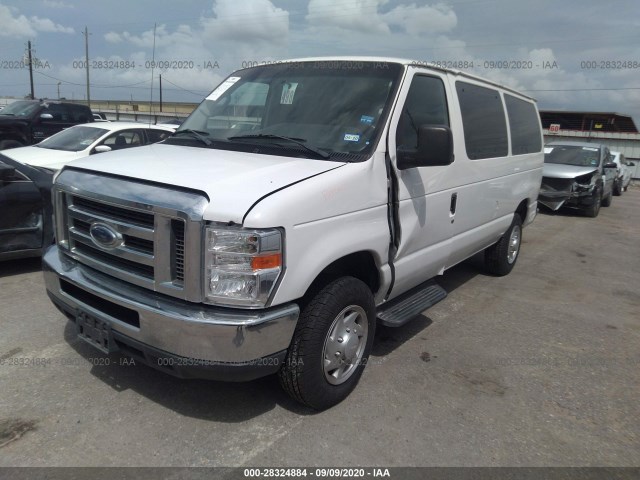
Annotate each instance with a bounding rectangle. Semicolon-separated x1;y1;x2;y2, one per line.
539;141;617;217
611;150;634;195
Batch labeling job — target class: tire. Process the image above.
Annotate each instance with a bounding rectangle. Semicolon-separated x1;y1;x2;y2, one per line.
613;180;622;196
584;188;601;218
484;214;522;276
602;189;613;207
279;276;376;410
0;139;24;150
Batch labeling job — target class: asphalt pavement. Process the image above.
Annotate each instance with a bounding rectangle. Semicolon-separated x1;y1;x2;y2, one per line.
0;188;638;468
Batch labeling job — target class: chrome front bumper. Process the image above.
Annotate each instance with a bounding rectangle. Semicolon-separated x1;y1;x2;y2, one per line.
43;246;299;380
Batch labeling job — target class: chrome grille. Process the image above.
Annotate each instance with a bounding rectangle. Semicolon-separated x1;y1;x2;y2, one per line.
54;169;208;303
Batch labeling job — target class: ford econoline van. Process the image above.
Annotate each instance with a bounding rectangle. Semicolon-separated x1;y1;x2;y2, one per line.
43;58;544;409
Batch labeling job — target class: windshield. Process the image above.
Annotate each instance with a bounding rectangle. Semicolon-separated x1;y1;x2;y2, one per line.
170;61;403;159
544;145;601;167
0;101;40;117
36;125;108;151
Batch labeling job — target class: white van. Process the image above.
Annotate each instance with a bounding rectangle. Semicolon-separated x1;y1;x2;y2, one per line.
43;58;543;409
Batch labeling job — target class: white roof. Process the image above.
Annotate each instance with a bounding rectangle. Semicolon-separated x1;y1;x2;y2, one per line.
234;56;537;102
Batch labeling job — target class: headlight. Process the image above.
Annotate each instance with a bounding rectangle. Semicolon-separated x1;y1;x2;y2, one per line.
204;225;283;307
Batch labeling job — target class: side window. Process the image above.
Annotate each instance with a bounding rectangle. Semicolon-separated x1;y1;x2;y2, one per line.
47;104;72;122
456;81;508;159
71;106;90;123
396;75;449;151
146;129;172;143
102;130;143;150
504;95;541;155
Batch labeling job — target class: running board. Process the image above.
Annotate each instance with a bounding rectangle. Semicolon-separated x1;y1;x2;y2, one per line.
377;280;447;327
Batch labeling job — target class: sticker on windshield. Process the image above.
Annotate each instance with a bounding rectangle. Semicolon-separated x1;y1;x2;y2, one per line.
280;83;298;104
360;115;374;125
207;77;241;101
344;134;360;142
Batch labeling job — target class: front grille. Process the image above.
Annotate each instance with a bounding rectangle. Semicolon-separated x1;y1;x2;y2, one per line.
72;196;154;228
54;170;207;302
541;177;573;193
64;193;188;293
172;219;185;283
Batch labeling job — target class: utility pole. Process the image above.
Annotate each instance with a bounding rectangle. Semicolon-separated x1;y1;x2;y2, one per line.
27;41;35;100
83;26;91;108
159;74;163;112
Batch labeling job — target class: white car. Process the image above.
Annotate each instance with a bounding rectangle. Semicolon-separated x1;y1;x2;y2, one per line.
1;122;175;171
611;150;633;195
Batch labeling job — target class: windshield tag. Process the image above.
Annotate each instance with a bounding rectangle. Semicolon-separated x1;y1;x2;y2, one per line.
344;134;360;142
280;83;298;104
207;76;241;101
360;115;374;124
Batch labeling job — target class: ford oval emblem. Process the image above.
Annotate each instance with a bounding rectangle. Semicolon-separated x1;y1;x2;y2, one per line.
89;222;123;250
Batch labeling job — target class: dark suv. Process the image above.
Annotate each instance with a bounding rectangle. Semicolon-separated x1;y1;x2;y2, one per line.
0;100;93;150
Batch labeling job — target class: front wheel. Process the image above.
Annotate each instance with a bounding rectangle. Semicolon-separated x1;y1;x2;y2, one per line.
584;188;602;218
279;277;376;410
484;214;522;276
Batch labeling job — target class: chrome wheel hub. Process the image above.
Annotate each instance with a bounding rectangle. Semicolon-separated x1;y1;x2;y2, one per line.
323;305;368;385
507;226;521;264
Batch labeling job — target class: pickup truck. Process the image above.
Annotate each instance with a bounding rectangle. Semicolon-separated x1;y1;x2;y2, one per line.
43;58;544;410
0;100;93;150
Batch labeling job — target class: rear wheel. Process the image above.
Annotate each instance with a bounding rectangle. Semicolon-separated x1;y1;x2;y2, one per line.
613;180;622;196
279;277;376;410
484;214;522;276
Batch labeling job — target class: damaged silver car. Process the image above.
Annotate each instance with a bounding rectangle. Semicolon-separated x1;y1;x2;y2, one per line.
539;141;617;217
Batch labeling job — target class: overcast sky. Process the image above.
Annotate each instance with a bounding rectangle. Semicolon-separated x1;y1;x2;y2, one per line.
1;0;639;123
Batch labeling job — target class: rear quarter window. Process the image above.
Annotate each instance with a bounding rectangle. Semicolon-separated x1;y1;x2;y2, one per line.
456;81;508;160
504;94;542;155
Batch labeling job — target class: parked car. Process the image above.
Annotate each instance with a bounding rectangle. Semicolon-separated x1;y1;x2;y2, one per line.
611;150;633;195
0;100;93;150
0;155;54;260
539;141;617;217
92;112;109;122
1;122;175;171
43;58;544;409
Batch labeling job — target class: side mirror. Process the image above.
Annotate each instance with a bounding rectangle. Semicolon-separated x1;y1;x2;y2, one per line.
603;162;617;169
397;125;454;170
0;163;16;180
93;145;112;154
40;113;54;120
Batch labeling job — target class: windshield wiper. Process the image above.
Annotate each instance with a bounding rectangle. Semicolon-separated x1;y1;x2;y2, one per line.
227;134;330;159
172;129;212;146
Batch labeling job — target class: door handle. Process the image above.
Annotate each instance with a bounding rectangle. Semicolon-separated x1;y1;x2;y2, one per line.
450;192;458;215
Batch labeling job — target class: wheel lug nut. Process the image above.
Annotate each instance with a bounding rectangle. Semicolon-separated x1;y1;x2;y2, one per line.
338;337;343;343
346;328;350;333
335;352;341;357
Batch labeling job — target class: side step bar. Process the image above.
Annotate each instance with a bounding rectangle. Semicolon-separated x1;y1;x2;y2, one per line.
377;280;447;327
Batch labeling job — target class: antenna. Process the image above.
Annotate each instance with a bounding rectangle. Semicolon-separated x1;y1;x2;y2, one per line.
148;22;156;126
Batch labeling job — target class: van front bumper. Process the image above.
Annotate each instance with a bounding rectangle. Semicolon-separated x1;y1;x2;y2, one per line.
43;246;299;381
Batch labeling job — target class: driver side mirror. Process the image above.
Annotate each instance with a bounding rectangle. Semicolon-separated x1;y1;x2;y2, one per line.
0;163;16;180
397;125;454;170
603;162;617;169
93;145;112;154
40;113;54;121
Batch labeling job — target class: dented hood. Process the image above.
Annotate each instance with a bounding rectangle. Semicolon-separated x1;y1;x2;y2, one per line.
542;163;598;179
64;143;344;223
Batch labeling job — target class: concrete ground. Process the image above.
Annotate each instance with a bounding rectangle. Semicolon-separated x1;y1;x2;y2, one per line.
0;189;638;468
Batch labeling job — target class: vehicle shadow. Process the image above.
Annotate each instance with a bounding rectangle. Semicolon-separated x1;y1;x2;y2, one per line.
58;256;484;419
0;256;42;278
371;255;483;358
62;321;314;420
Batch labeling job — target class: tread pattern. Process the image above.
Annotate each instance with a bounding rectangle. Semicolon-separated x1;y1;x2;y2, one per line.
279;277;375;410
